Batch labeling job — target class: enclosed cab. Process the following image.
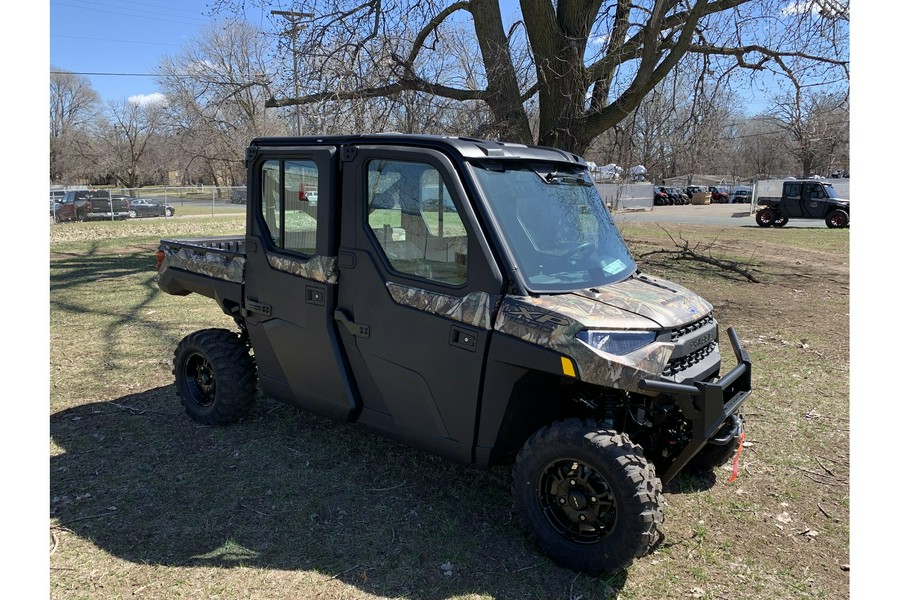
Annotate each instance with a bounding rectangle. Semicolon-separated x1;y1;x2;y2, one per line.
157;135;751;575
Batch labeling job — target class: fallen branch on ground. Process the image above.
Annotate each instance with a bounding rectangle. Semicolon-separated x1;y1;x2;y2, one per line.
636;227;762;283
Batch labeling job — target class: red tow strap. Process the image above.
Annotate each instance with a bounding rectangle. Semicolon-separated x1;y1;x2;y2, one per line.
728;431;747;483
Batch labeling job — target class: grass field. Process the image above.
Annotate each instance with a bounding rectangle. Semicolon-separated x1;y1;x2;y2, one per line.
49;215;849;599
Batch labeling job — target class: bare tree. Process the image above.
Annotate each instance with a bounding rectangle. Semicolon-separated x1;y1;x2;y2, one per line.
210;0;847;154
586;65;741;183
732;115;794;177
94;99;168;189
50;67;101;183
767;88;848;177
157;21;288;185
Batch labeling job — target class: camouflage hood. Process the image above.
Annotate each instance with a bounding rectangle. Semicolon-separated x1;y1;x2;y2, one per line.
494;274;714;391
497;273;711;334
568;273;713;329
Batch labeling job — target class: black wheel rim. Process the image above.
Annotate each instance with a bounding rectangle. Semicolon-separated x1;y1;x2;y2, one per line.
537;458;617;545
183;352;216;407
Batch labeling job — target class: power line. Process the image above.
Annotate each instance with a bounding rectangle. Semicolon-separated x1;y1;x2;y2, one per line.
51;70;162;78
51;33;179;47
52;0;207;27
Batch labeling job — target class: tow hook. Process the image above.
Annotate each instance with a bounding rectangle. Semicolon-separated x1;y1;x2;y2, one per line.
709;414;744;445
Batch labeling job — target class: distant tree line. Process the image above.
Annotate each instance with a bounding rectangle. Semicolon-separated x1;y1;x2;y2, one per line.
50;1;849;187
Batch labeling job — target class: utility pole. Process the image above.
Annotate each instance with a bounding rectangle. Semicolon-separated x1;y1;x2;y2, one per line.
272;10;313;136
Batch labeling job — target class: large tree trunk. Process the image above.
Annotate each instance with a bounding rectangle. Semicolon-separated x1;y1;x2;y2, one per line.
521;0;599;153
468;0;533;144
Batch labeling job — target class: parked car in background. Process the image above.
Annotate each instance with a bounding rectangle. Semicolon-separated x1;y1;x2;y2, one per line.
730;188;751;204
53;190;131;222
231;186;247;204
123;198;175;218
709;186;729;203
666;187;689;205
685;185;706;199
653;186;670;206
50;190;66;215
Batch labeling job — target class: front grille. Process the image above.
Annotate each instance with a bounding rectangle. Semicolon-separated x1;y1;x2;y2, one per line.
662;342;717;377
670;314;713;342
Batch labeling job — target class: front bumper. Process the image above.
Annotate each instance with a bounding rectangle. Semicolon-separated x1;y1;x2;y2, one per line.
639;327;752;484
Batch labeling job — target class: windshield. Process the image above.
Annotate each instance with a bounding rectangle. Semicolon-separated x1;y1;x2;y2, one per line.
471;160;636;293
823;184;839;199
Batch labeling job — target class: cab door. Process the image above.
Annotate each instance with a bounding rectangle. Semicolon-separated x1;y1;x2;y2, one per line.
242;146;358;422
801;182;829;219
335;145;504;463
782;181;803;218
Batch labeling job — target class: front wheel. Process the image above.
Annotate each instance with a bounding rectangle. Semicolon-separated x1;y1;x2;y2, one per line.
512;420;663;575
173;328;258;425
128;210;138;218
826;209;849;229
165;207;175;217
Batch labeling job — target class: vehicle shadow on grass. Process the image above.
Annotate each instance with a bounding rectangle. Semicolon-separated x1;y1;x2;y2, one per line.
50;388;629;600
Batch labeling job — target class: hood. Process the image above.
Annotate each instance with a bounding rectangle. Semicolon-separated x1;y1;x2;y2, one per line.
570;273;713;329
494;273;712;350
493;274;713;391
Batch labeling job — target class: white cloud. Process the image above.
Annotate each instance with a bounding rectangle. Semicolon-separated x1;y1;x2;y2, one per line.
128;93;167;107
781;1;813;15
589;33;610;46
781;0;848;17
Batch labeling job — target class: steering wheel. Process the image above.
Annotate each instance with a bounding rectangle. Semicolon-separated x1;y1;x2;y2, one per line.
562;242;594;260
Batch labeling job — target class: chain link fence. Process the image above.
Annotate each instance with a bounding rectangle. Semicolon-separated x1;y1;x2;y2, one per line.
594;182;654;210
108;186;249;216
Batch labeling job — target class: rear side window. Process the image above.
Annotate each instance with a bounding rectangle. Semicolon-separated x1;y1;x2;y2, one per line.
365;158;468;285
260;159;319;255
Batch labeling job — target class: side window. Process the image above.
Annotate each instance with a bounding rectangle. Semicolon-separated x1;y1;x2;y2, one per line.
260;159;319;255
366;159;467;286
784;182;801;197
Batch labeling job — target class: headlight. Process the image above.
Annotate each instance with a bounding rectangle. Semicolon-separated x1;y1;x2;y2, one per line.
576;330;657;356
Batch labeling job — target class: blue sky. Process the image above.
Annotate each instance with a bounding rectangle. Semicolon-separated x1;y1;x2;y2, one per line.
52;0;840;114
50;0;217;102
48;0;526;103
47;0;830;114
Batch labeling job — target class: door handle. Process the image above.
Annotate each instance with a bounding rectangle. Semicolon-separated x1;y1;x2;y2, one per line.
334;310;370;338
449;326;477;351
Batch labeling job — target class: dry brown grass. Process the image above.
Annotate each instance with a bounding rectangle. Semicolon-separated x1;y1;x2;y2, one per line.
49;218;848;599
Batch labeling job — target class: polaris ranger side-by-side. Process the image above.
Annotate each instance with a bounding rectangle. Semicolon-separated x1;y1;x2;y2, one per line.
755;179;849;228
156;135;751;575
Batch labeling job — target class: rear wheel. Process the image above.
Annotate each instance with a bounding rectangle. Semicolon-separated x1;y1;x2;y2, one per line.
173;328;257;425
128;210;138;218
755;208;775;227
773;215;789;227
826;209;849;229
512;420;663;574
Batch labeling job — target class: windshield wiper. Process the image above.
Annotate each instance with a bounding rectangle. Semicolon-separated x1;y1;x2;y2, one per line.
544;171;592;186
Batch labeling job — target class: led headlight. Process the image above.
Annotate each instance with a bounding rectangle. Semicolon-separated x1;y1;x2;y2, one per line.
576;330;657;356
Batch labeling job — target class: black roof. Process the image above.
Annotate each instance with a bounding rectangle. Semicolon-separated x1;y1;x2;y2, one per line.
250;134;586;166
